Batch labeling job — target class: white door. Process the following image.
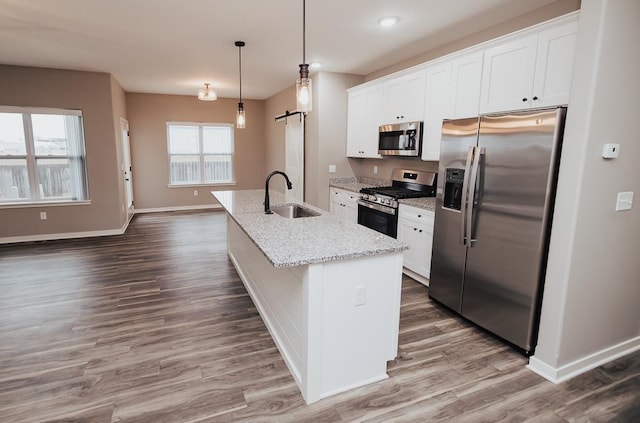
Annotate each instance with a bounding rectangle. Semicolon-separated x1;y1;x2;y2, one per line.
120;118;134;217
285;115;304;203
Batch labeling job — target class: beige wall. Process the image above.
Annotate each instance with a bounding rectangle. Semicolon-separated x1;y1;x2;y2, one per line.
348;157;438;183
125;93;266;210
366;0;581;82
263;72;362;210
533;0;640;373
0;65;125;239
308;72;363;210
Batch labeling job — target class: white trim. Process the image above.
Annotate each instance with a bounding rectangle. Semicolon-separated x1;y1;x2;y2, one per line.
527;336;640;384
167;182;236;188
0;215;130;245
0;205;221;244
0;105;83;116
0;200;92;209
403;268;429;286
134;204;222;214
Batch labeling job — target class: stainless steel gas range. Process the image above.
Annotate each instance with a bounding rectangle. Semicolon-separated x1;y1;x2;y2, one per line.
358;169;437;238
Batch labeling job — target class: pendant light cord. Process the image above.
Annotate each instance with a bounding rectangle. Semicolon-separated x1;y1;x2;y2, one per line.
302;0;306;64
238;45;242;102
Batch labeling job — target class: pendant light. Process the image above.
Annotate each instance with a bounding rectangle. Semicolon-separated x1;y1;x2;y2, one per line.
296;0;312;112
198;83;217;101
235;41;246;129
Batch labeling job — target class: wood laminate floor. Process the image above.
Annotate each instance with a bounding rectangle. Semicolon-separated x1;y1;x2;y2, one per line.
0;210;638;423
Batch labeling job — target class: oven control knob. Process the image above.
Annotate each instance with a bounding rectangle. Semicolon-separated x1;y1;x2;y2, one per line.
383;198;390;205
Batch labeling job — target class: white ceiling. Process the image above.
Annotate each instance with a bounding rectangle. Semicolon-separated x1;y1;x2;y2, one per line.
0;0;561;100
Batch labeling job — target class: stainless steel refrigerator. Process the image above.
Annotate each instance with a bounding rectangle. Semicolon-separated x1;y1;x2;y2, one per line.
429;107;566;354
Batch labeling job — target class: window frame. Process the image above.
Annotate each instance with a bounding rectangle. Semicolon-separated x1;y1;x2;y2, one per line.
0;105;90;207
166;121;236;187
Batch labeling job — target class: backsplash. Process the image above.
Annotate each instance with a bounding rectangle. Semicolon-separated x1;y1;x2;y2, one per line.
348;157;438;180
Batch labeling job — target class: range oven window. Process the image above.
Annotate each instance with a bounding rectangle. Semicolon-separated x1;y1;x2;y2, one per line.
358;203;398;238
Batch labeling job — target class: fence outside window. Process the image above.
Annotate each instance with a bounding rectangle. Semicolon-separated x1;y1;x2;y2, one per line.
0;107;88;205
166;123;234;186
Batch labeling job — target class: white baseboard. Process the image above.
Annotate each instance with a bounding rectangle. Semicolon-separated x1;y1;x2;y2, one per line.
0;216;130;245
527;336;640;384
0;204;221;244
403;267;429;286
134;204;222;214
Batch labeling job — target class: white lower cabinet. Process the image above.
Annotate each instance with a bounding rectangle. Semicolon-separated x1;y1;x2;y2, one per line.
330;188;359;223
397;204;434;284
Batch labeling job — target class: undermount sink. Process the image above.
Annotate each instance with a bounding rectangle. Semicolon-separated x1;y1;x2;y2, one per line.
271;204;320;218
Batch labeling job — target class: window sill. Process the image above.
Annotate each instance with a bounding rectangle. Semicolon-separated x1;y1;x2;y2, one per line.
167;182;237;188
0;200;92;209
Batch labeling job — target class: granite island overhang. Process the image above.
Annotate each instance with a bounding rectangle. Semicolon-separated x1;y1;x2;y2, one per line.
212;189;407;404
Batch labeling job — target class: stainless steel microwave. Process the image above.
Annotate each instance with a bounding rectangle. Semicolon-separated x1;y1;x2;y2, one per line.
378;121;423;157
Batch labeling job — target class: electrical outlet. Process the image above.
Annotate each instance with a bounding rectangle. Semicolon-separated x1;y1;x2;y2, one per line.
373;165;378;175
40;211;47;220
328;165;336;173
616;191;633;211
193;190;199;197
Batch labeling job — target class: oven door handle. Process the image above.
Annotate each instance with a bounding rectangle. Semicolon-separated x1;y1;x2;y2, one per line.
357;200;396;216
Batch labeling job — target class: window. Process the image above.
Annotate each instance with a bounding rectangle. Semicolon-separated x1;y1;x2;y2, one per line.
0;107;88;205
167;122;234;185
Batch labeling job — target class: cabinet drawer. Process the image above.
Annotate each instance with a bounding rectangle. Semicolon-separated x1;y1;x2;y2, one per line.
399;205;434;225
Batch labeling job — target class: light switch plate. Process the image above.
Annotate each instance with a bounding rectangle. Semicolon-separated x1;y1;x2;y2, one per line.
616;191;633;211
602;143;620;158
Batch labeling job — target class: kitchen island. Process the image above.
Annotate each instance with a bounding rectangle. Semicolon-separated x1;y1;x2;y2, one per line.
212;189;406;404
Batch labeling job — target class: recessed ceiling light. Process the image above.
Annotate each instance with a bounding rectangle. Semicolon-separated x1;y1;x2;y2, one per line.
378;17;400;27
310;62;322;69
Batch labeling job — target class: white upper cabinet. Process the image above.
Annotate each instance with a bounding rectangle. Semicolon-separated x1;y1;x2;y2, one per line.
422;61;452;161
479;20;578;114
383;69;426;123
479;35;538;113
450;51;484;119
422;51;483;161
531;21;578;108
347;83;383;158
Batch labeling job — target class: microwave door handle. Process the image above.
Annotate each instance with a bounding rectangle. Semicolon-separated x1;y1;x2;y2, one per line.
467;146;484;247
460;146;475;246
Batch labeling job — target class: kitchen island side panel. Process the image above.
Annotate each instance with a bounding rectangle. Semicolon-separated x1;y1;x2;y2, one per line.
225;215;403;404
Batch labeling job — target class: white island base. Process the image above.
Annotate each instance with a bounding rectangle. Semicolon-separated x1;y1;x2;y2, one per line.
227;216;403;404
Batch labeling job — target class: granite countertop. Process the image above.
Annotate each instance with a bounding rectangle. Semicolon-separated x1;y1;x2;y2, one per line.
212;189;407;269
329;177;390;193
398;197;436;211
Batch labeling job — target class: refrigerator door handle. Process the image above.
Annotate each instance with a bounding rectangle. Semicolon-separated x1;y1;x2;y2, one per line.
467;146;484;247
460;146;475;246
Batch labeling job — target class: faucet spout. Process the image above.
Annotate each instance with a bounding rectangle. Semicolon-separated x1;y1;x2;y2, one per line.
264;171;293;214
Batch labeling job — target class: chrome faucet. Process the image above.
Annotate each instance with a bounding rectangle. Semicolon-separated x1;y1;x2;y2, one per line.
264;171;293;214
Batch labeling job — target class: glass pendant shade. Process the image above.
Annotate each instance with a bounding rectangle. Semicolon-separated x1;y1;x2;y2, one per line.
296;62;312;112
236;102;246;129
198;83;217;101
296;76;312;113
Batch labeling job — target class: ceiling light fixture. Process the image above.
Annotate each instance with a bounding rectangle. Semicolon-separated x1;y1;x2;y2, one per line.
296;0;312;113
235;41;246;129
197;82;217;101
378;16;400;27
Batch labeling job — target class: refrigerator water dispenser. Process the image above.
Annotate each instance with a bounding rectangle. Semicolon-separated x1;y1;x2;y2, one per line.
443;168;465;210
